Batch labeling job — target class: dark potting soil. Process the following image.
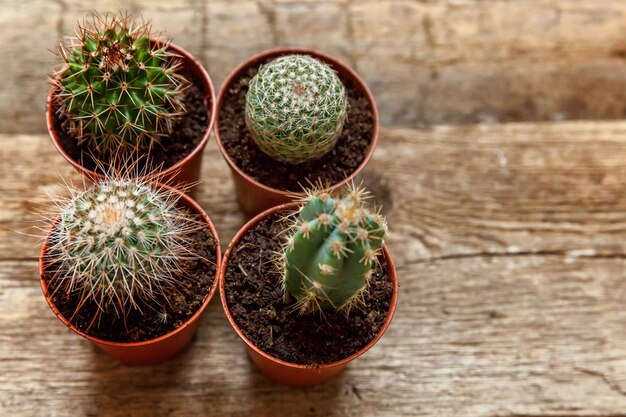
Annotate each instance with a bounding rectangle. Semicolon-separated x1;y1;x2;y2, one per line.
42;225;217;343
224;212;394;365
51;73;210;175
218;61;374;192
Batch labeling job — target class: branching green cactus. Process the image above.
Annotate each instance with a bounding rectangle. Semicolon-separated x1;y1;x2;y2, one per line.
53;12;188;153
282;185;387;314
245;54;348;164
46;177;199;317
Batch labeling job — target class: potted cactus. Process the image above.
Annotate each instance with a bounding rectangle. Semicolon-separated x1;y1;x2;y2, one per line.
215;48;379;216
46;12;216;193
39;176;220;365
220;185;398;386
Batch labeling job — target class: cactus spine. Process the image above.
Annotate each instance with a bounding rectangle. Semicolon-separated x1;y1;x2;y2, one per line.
245;54;348;164
282;186;387;313
53;12;188;153
46;178;199;316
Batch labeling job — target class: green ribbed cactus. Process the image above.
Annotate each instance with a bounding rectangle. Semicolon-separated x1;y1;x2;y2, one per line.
282;186;387;313
53;12;188;153
47;177;198;315
245;54;348;164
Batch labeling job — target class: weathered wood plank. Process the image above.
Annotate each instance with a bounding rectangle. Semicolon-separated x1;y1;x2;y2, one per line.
2;254;626;416
2;0;626;132
2;121;626;265
2;122;626;415
377;122;626;266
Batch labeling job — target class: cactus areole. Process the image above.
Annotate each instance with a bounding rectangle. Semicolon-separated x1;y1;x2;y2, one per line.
53;13;189;154
283;186;387;313
245;54;349;164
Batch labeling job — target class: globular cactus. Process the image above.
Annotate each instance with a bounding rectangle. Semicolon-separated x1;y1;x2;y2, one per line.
53;12;188;153
245;54;348;164
46;178;198;316
282;186;387;313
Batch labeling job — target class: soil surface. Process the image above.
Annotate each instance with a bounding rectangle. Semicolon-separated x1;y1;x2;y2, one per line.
224;212;394;365
218;60;374;192
51;73;210;175
43;224;217;343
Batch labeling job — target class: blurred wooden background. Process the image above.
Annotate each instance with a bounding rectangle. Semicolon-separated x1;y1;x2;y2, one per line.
1;0;626;132
1;1;626;417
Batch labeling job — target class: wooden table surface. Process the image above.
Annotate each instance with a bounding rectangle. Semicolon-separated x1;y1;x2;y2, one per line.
1;122;626;416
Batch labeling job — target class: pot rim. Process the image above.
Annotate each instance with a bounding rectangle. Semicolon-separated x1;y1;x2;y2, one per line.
46;40;216;183
214;47;380;198
219;202;399;370
39;182;222;348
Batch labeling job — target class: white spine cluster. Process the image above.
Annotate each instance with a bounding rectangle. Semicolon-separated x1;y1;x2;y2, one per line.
47;178;199;315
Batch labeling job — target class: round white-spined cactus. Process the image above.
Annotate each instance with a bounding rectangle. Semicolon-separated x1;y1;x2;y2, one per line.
46;177;198;315
245;54;348;164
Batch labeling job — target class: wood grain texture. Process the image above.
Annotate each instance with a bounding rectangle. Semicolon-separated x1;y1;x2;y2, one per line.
1;121;626;416
1;0;626;132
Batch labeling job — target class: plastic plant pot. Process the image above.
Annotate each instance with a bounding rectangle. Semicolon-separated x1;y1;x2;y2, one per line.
214;48;379;217
219;203;398;386
39;184;221;366
46;41;216;197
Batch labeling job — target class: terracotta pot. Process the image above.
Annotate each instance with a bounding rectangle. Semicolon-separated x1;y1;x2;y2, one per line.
219;203;398;387
46;41;216;197
214;48;380;217
39;184;221;366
